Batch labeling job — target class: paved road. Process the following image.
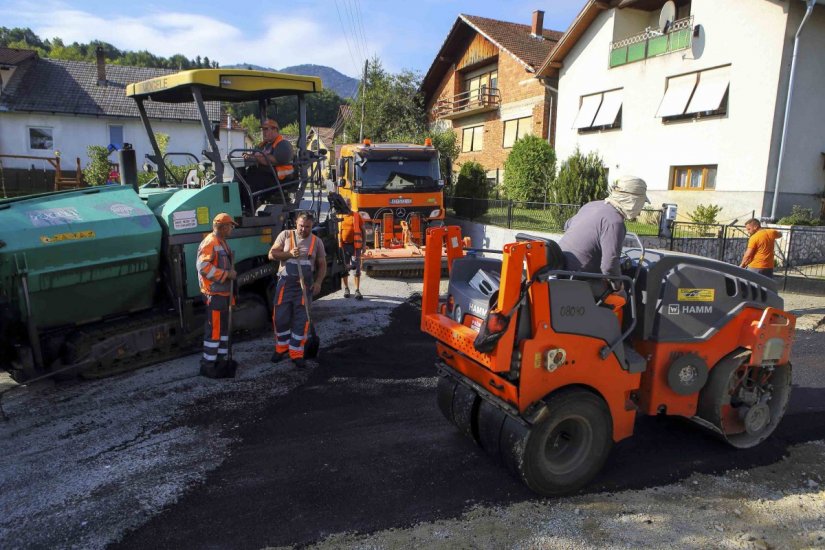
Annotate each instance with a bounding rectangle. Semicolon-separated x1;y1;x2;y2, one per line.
114;299;825;549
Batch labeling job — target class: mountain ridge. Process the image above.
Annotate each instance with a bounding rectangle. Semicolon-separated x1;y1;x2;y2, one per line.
226;62;359;99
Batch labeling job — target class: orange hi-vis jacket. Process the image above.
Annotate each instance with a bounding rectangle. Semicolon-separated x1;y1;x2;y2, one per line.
197;232;234;296
339;212;363;249
260;134;294;180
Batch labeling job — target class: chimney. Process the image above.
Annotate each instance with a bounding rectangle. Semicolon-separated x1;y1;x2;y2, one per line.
96;46;106;86
531;10;544;37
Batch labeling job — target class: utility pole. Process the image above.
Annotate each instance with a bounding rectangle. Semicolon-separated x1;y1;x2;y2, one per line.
359;59;368;142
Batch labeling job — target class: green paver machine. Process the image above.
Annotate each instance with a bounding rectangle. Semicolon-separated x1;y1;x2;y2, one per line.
0;69;345;382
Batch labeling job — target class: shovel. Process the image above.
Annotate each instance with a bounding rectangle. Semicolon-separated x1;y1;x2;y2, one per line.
295;232;320;359
223;279;238;377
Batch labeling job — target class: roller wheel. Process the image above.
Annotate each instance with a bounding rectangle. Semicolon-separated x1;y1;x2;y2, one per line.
697;350;792;448
510;389;613;496
436;375;480;444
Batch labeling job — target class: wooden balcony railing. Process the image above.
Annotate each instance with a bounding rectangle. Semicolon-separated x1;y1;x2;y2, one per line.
432;87;501;120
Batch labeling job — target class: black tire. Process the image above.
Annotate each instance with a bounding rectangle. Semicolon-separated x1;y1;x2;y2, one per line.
519;389;613;496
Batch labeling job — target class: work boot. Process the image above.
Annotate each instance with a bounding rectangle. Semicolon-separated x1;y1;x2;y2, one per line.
293;358;307;368
199;359;222;379
216;358;238;378
354;289;363;301
271;350;288;364
343;287;351;298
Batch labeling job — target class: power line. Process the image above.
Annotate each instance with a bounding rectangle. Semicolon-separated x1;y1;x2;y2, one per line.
342;0;368;67
333;0;362;76
351;0;371;62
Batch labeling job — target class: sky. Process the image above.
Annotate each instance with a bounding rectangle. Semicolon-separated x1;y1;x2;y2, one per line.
0;0;586;78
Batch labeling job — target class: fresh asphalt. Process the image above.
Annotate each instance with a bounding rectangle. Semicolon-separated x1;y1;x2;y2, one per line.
113;299;825;549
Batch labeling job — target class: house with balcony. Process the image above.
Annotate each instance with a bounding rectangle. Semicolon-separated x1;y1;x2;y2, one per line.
422;11;562;185
537;0;825;220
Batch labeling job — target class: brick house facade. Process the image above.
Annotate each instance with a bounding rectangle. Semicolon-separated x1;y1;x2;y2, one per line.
422;12;562;187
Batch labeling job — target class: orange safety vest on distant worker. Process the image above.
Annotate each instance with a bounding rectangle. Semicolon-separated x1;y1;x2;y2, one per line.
339;212;363;249
197;233;234;296
260;134;294;181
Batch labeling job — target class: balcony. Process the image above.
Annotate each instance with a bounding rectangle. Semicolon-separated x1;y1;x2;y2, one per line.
432;88;501;120
609;16;694;68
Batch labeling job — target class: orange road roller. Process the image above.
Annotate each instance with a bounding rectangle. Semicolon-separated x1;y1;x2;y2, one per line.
420;226;795;496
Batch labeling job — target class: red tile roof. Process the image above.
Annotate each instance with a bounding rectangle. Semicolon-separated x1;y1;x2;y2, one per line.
421;13;562;103
461;14;563;70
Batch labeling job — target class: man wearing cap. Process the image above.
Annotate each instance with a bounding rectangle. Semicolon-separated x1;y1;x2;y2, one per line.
196;213;238;378
244;119;295;182
268;212;326;368
559;175;650;296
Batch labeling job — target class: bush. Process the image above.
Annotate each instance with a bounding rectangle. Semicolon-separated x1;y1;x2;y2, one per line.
428;128;459;185
777;205;819;226
550;147;608;206
83;145;111;186
452;161;488;218
688;204;723;225
502;135;556;202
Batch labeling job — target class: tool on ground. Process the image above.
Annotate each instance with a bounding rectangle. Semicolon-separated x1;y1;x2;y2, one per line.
421;225;796;497
295;231;320;359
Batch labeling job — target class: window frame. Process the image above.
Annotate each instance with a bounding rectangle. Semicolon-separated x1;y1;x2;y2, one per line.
575;89;623;133
502;116;533;149
660;65;730;123
670;165;718;191
461;125;484;153
108;124;124;149
28;126;54;151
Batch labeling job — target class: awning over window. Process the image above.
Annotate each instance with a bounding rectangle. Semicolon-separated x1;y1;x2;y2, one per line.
573;94;603;129
686;66;730;114
656;73;698;117
592;89;623;127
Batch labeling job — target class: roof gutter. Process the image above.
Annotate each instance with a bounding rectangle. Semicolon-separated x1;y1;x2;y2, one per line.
770;0;817;221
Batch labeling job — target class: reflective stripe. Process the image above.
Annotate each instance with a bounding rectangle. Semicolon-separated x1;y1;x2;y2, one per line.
220;336;229;342
203;341;219;348
203;352;217;361
214;245;224;252
291;331;306;340
207;266;218;278
276;330;291;337
217;348;228;354
289;344;304;351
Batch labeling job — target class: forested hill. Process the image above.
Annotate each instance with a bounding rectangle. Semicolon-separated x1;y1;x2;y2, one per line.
280;65;359;99
229;63;359;99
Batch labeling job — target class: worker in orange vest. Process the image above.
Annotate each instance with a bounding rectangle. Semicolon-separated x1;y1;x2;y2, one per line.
196;212;238;378
339;199;364;300
245;119;294;181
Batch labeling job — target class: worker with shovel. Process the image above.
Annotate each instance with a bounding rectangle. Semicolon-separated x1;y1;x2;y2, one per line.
268;212;326;368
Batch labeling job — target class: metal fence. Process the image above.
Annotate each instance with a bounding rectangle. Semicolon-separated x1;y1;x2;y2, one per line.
669;222;825;295
446;196;661;234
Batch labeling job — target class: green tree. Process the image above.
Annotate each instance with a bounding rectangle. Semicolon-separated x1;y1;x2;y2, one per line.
83;145;112;186
550;148;608;206
452;161;488;218
429;128;459;184
502;135;556;202
344;57;427;143
239;115;261;143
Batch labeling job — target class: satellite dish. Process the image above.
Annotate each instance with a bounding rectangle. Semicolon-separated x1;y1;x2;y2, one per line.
659;1;677;31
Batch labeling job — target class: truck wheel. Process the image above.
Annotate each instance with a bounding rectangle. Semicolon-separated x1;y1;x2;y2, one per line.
697;350;792;449
519;389;613;496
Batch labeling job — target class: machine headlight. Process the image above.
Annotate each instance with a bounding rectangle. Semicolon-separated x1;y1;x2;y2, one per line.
429;209;442;218
358;211;370;221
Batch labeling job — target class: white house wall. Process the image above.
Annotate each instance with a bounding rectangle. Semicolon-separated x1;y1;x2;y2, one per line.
0;112;243;173
555;0;800;220
773;1;825;213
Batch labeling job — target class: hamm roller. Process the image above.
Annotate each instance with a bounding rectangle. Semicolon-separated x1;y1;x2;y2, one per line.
421;226;795;495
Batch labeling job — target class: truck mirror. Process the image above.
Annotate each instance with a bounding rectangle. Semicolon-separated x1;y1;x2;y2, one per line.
338;178;346;187
330;167;337;181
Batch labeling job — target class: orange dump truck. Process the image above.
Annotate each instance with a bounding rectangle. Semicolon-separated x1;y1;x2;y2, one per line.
334;140;447;276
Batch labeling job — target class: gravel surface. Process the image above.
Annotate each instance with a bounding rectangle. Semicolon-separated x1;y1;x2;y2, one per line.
1;283;823;549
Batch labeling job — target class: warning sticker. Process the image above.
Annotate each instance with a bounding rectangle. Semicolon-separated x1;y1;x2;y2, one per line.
677;288;715;302
40;230;95;244
196;207;210;226
173;210;197;230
